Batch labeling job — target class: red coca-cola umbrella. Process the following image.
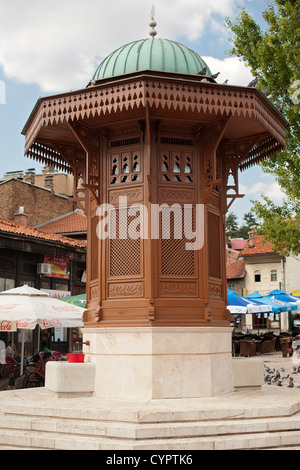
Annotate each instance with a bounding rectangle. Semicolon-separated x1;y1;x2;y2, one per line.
0;285;85;373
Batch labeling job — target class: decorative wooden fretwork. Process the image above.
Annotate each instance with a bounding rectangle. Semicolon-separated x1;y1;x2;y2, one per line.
160;151;193;183
109;150;142;185
24;76;286;171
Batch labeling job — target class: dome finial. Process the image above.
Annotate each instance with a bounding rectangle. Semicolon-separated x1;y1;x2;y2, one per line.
149;5;157;38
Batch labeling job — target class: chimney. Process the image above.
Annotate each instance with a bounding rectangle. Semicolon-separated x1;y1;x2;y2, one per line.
24;168;35;185
248;230;255;248
13;206;28;226
44;174;54;192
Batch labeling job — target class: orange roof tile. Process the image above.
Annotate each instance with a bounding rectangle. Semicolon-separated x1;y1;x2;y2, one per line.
226;258;245;279
0;217;86;249
240;234;275;256
35;210;87;234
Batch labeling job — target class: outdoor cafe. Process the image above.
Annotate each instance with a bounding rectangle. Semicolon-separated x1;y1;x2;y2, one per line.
229;289;300;358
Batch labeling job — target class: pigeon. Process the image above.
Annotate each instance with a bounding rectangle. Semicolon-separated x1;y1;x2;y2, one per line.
267;92;274;100
198;67;207;76
281;367;285;372
288;377;294;388
293;367;297;374
275;370;281;381
277;379;283;386
223;79;228;84
248;76;258;87
210;72;220;80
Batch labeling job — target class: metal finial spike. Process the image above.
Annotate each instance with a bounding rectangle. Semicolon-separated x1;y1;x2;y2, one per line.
149;4;157;37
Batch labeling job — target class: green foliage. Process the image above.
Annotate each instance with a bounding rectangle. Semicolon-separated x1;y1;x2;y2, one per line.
226;211;256;239
226;0;300;255
251;197;300;256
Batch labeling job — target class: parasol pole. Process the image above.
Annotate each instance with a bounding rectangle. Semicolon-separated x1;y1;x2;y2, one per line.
20;330;25;375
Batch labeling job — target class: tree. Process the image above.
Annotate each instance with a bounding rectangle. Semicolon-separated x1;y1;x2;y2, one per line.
225;0;300;255
236;212;256;239
226;211;256;239
226;212;239;238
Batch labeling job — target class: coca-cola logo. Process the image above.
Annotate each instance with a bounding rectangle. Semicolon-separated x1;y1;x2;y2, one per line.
16;319;31;328
51;305;78;313
42;319;62;328
0;320;13;331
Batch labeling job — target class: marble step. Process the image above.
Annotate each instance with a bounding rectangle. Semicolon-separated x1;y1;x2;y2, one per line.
1;413;300;440
1;427;300;450
1;413;300;450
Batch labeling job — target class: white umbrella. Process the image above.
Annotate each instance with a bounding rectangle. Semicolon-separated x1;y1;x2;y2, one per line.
0;285;85;374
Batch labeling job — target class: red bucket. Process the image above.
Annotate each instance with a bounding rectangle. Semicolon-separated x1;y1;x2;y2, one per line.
66;353;85;363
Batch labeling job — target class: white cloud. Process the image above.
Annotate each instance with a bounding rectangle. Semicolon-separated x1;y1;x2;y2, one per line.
0;0;240;92
245;181;285;203
202;56;253;86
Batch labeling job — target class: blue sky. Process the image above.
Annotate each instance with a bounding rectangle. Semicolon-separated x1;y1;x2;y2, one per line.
0;0;284;223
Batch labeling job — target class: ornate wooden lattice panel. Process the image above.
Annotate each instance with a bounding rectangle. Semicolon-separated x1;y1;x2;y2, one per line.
109;208;142;277
160;209;195;276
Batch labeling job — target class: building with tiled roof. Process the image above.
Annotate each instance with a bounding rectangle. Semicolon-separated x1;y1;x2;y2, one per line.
0;216;86;249
239;232;283;296
0;215;86;357
35;209;87;240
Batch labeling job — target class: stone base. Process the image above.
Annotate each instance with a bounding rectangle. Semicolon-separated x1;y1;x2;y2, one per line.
82;327;233;399
232;357;264;390
45;362;95;398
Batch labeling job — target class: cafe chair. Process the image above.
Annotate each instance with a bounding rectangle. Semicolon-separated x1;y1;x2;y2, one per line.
260;337;276;355
239;340;257;357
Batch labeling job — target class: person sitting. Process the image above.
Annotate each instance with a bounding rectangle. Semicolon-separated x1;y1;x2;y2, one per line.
34;351;52;384
5;341;17;358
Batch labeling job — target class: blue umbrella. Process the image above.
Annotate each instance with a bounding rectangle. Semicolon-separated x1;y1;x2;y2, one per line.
266;290;300;310
245;291;296;313
227;289;272;314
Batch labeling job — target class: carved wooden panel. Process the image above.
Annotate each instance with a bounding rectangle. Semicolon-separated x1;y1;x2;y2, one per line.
207;211;221;279
108;282;143;298
109;186;143;204
90;215;99;280
160;282;197;297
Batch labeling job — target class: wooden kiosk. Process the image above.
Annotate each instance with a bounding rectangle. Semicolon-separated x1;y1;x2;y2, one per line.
23;21;286;398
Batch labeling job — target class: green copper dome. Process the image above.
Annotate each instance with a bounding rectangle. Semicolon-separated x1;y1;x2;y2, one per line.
92;38;211;82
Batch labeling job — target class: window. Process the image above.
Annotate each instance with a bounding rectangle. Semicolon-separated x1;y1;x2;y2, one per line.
0;278;15;292
271;270;277;282
254;270;261;282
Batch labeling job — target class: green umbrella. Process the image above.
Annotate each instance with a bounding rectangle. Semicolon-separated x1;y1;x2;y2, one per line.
61;293;86;308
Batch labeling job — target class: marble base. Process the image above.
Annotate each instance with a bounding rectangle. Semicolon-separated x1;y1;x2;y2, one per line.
45;362;95;397
232;357;264;390
82;327;233;399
